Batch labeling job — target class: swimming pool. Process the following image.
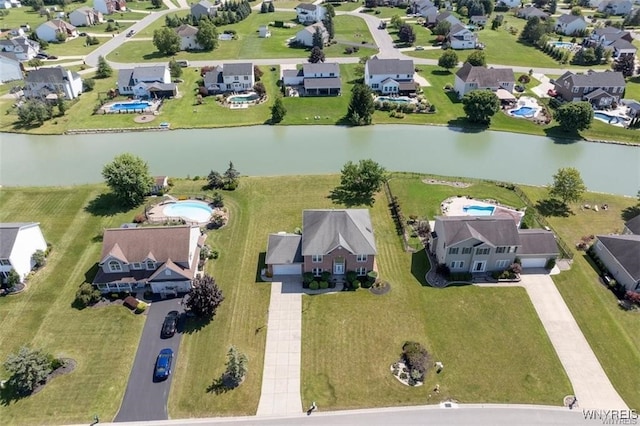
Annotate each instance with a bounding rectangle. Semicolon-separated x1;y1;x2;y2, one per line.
110;101;152;111
163;201;213;223
550;41;574;49
376;96;411;104
463;205;496;216
228;93;260;104
509;106;539;118
594;112;621;124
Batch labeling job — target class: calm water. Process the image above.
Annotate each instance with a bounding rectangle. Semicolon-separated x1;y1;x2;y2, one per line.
0;125;638;196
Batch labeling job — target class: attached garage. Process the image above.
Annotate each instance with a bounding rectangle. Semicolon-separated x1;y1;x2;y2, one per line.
272;263;303;275
520;258;547;269
518;229;560;270
266;232;303;277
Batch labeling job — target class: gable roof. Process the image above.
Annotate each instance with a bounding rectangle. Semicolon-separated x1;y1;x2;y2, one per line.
118;65;167;88
556;70;626;88
0;223;41;259
518;229;559;255
435;216;520;247
222;62;253;76
456;62;515;86
518;7;548;18
25;66;72;84
176;24;198;37
367;57;414;75
625;214;640;234
302;62;339;75
301;21;326;35
597;234;640;281
557;14;585;25
266;233;303;264
302;209;377;256
296;2;318;11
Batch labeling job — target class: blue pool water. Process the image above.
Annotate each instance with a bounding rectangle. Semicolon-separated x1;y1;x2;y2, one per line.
551;42;574;49
163;201;213;223
509;106;538;117
463;205;495;216
228;93;260;104
110;101;152;111
594;112;620;124
376;96;411;104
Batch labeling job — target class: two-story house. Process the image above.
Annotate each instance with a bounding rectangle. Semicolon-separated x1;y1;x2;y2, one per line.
435;11;462;26
428;216;559;273
454;62;515;98
282;62;341;96
0;223;47;284
35;19;77;42
203;62;255;94
364;57;417;95
176;24;201;50
0;36;39;61
555;14;587;35
295;3;326;24
294;21;328;47
117;65;178;98
586;27;636;59
92;225;205;295
447;23;478;49
265;209;377;278
190;0;217;20
0;52;23;83
553;70;626;108
598;0;633;15
411;0;438;25
516;6;549;20
24;66;83;100
69;6;103;27
93;0;126;15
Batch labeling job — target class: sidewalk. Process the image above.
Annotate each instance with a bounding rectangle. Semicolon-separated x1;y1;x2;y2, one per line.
256;279;302;416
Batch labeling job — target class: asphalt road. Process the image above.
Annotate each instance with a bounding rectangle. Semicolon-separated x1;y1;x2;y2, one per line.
113;298;185;423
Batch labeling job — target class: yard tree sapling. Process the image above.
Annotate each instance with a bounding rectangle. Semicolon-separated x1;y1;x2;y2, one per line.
270;96;287;124
223;161;240;189
390;14;403;30
96;55;112;79
169;58;182;79
462;90;500;124
5;269;20;289
101;153;154;207
185;274;224;320
223;345;248;387
27;58;42;70
548;167;587;206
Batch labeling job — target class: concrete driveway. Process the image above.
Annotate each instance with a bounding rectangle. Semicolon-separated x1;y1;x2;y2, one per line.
114;297;185;422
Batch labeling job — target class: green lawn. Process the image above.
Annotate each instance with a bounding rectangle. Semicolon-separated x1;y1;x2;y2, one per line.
45;37;101;57
360;6;410;20
125;0;167;11
0;186;145;425
519;186;640;410
331;1;363;12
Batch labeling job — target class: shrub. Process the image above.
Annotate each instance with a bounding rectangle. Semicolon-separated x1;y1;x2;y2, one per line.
625;291;640;305
436;263;450;276
402;341;428;379
135;301;148;313
321;271;332;282
509;262;522;275
361;279;372;289
123;296;138;310
399;372;408;380
367;270;378;284
133;213;146;223
319;281;328;289
309;281;319;290
545;258;556;270
74;283;101;308
210;249;219;259
48;355;65;370
32;249;46;268
351;280;361;290
346;270;357;282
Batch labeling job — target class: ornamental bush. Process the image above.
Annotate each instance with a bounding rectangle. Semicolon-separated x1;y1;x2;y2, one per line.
351;280;361;290
402;341;429;380
319;281;328;289
346;270;357;282
309;281;319;290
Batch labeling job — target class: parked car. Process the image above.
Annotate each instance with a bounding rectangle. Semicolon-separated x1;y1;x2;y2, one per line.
414;46;424;51
161;311;179;338
35;53;49;59
126;30;135;37
176;60;189;68
79;32;87;36
154;348;173;381
47;55;58;60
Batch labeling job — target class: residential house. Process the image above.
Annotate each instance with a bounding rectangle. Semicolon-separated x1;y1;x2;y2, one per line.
587;27;636;59
498;0;522;6
448;23;478;49
151;176;169;195
258;25;271;38
295;3;326;24
454;62;515;98
0;223;47;283
203;62;254;94
93;0;126;15
623;214;640;235
553;70;626;107
436;11;462;26
0;36;39;61
364;57;417;95
24;66;83;100
0;52;23;83
592;235;640;291
469;15;488;26
35;19;78;42
69;7;104;27
621;99;640;117
598;0;633;15
92;225;205;294
428;216;559;273
176;24;201;50
411;0;438;25
516;6;549;20
265;209;377;277
190;0;217;20
294;21;328;47
282;62;341;96
555;14;587;35
117;65;178;98
0;0;12;8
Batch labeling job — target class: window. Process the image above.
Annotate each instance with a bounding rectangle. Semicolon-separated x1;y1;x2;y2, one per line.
311;254;323;263
356;254;367;262
372;83;379;89
244;76;248;80
145;260;155;270
462;247;472;255
234;76;239;81
496;247;507;254
312;267;322;277
0;259;11;266
475;247;490;255
448;247;459;255
131;262;142;270
496;259;510;269
450;260;464;269
356;267;367;276
108;260;122;272
165;269;171;276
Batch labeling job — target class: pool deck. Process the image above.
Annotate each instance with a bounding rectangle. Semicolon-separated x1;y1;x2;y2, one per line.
146;199;214;226
441;196;525;225
100;99;162;115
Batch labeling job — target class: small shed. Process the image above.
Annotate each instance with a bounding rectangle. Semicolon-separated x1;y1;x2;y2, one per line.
258;25;271;38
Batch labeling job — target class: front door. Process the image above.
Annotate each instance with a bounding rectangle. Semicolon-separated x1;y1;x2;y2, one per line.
334;262;344;274
473;261;486;272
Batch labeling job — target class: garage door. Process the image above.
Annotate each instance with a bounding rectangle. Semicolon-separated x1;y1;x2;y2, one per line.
521;258;547;268
272;264;302;275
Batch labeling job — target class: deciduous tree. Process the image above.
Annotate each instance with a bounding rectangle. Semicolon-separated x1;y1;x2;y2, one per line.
438;50;459;71
185;274;224;320
169;58;182;79
330;159;387;206
432;20;451;36
153;27;181;56
398;23;416;44
548;167;587;205
101;153;154;207
613;54;635;78
4;346;52;395
207;170;224;189
554;101;593;132
466;50;486;66
347;83;375;126
462;90;500;124
196;19;218;51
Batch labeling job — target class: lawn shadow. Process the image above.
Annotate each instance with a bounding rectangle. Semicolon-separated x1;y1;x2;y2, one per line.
206;374;240;395
430;69;453;76
182;315;212;334
328;188;374;207
85;192;131;217
142;51;173;61
0;383;24;406
535;198;571;217
410;250;429;286
255;252;266;283
621;207;640;222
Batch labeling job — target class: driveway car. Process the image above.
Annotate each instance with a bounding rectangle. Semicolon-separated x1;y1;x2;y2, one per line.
154;348;173;381
161;311;179;338
126;30;135;37
415;46;424;51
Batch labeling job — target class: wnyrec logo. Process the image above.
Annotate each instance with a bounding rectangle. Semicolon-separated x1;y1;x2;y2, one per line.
583;409;638;424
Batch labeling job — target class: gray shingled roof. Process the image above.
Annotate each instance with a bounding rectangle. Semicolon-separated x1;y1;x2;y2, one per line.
436;216;520;247
222;62;253;76
557;14;584;24
518;229;559;255
302;62;339;76
118;65;167;88
625;214;640;234
303;77;341;89
26;66;69;84
176;24;198;37
296;3;318;11
556;70;625;88
302;209;377;256
282;69;302;78
367;58;414;75
456;62;515;86
0;223;38;259
596;234;640;281
266;233;303;264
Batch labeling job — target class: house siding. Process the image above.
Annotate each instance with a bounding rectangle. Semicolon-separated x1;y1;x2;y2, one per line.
593;240;639;291
303;246;374;275
1;224;47;282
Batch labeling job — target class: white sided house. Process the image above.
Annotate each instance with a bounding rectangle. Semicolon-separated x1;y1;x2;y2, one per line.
203;62;254;94
498;0;522;7
555;14;587;35
24;66;83;100
295;3;326;24
0;223;47;283
448;23;478;49
294;21;328;47
0;36;39;61
598;0;633;15
364;57;417;95
69;7;104;27
176;24;201;50
0;52;24;83
117;65;178;98
35;19;77;42
93;0;126;15
92;225;205;295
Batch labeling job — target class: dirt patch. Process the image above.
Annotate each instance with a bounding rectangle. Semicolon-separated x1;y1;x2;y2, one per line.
134;114;157;123
422;179;472;188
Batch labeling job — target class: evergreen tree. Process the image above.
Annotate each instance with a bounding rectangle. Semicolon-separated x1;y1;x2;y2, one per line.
268;1;274;12
613;54;635;78
260;1;268;13
312;26;324;49
398;23;416;44
4;347;53;395
308;46;325;63
270;97;287;124
347;84;375;126
323;14;334;40
96;55;112;78
224;346;248;387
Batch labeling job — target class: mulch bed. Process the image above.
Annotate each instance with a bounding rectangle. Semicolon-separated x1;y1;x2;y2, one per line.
422;179;472;188
134;114;157;123
370;281;391;295
31;358;77;396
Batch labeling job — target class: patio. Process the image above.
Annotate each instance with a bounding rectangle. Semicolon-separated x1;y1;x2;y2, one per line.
441;196;525;226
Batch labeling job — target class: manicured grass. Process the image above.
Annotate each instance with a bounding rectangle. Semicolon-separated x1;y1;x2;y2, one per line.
126;0;167;11
330;1;363;12
270;0;314;9
519;186;640;410
0;2;91;29
0;186;145;425
134;10;190;37
360;6;410;20
333;14;375;45
45;37;101;57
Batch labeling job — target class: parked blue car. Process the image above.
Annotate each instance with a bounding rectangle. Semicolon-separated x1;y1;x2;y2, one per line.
154;348;173;381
